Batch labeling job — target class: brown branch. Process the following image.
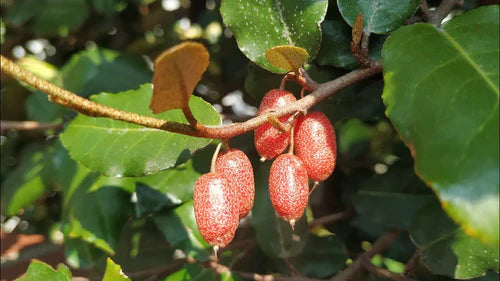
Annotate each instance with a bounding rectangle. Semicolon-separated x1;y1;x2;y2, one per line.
404;249;421;278
0;121;63;132
308;207;355;228
1;55;382;140
331;229;401;281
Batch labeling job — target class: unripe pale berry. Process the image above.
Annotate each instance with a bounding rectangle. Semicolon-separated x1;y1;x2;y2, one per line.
193;173;239;249
294;112;337;182
268;154;309;227
215;149;255;219
254;89;296;161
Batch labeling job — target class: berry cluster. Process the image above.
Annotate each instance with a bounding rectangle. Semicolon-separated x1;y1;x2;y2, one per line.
194;88;337;255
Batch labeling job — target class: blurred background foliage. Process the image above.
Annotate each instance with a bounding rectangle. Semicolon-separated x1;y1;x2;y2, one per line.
0;0;499;281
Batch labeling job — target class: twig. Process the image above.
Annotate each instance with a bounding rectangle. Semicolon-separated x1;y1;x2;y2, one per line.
308;207;355;228
1;55;382;140
0;121;62;132
427;0;462;26
403;249;421;277
331;229;401;281
361;256;416;281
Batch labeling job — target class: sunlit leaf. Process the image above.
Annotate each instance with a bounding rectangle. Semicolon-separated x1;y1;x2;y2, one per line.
265;45;308;72
382;6;499;247
151;41;210;113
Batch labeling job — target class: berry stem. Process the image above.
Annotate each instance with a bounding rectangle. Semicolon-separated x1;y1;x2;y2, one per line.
210;142;223;173
288;123;295;155
309;181;319;195
223;139;230;150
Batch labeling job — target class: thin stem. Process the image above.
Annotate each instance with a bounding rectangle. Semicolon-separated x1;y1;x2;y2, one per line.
210;142;223;173
404;249;421;277
1;55;382;140
331;229;402;281
427;0;462;26
288;120;295;154
308;207;355;228
0;120;62;132
309;181;319;195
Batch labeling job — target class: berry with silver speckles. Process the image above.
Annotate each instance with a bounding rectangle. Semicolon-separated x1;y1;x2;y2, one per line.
294;111;337;182
254;89;296;161
268;154;309;228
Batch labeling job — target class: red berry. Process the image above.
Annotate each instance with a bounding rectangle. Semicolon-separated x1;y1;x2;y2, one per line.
216;149;255;219
193;173;239;248
254;89;296;161
294;112;337;182
268;154;309;226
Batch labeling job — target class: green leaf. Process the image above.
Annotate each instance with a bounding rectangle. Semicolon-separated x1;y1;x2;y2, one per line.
318;79;386;123
353;162;435;229
26;93;65;123
135;151;209;216
64;237;106;269
102;258;131;281
54;143;134;255
154;201;211;261
1;144;55;216
337;0;420;34
15;260;71;281
33;0;89;36
60;84;221;177
382;6;499;247
220;0;328;73
252;162;308;258
290;235;347;278
6;0;45;26
409;201;499;279
61;48;152;98
316;20;385;69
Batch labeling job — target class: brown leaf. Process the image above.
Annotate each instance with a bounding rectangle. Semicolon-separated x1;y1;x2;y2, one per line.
352;13;364;48
265;45;309;72
150;41;209;114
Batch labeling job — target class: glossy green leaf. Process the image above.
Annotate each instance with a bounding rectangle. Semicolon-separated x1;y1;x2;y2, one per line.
33;0;89;36
382;6;499;247
316;20;385;69
252;162;308;258
154;201;211;261
337;0;420;34
1;144;55;216
220;0;328;73
64;237;106;269
290;235;347;278
60;84;221;177
16;261;71;281
410;201;499;279
61;48;152;98
102;258;131;281
353;163;435;229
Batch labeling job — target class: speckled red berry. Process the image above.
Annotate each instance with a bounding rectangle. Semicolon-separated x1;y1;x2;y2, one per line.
294;111;337;182
254;89;296;161
268;154;309;226
193;173;239;249
216;149;255;219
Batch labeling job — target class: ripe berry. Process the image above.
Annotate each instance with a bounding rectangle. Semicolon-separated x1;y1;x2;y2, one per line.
254;89;296;161
268;154;309;227
193;173;239;251
294;112;337;182
216;149;255;219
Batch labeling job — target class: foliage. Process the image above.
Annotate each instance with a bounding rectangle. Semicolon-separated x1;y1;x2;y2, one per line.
1;0;498;281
